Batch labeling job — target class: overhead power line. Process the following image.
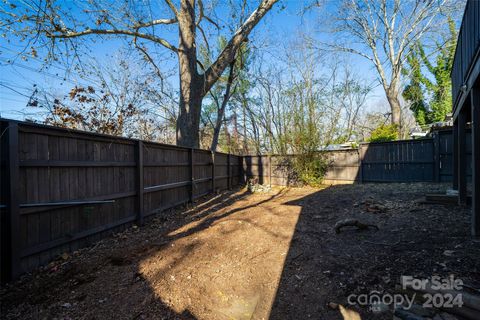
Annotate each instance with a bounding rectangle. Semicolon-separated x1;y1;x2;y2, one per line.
0;45;103;86
0;83;34;99
0;58;102;88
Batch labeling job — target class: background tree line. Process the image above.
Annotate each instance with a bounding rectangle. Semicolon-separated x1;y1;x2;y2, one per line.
1;0;464;156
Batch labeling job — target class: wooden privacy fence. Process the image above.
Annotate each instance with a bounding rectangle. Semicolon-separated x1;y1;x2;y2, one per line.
0;119;243;282
362;130;471;183
0;120;468;282
437;129;472;183
243;129;471;185
360;138;435;182
242;149;362;185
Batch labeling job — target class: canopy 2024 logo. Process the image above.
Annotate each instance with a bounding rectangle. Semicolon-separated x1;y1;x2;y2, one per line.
402;275;463;309
347;275;464;312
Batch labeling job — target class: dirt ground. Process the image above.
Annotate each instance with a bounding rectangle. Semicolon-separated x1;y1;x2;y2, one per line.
1;183;479;320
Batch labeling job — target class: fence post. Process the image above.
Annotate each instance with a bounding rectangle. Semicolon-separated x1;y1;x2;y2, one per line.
433;132;441;182
452;123;458;189
268;155;272;186
458;109;467;205
240;156;245;185
136;141;144;225
189;148;194;202
227;153;231;190
358;144;365;183
1;121;21;282
471;88;480;237
211;151;216;193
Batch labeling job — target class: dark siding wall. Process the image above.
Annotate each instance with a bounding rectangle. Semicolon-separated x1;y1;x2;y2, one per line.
452;0;480;112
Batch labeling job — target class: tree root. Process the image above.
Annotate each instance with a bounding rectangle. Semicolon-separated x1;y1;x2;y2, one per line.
334;218;379;234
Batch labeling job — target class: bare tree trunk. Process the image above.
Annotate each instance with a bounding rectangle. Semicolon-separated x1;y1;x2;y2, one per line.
386;88;402;127
223;113;231;152
210;61;236;151
233;107;239;151
177;0;278;149
242;96;248;155
177;74;205;147
175;0;278;148
176;0;203;148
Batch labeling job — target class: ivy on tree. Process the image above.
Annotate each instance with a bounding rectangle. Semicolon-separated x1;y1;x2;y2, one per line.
402;18;457;126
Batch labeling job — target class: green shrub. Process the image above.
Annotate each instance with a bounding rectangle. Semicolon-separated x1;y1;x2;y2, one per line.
369;124;399;143
294;153;328;187
277;152;328;187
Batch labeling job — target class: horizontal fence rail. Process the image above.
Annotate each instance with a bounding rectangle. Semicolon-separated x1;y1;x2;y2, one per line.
0;119;243;282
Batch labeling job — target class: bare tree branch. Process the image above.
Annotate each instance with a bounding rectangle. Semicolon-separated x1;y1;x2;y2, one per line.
134;18;177;28
47;28;179;52
164;0;179;17
202;0;278;96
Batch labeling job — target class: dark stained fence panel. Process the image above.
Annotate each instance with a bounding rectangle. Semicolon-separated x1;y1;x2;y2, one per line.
438;129;472;182
0;119;243;282
244;155;271;185
324;149;361;183
214;152;228;190
361;139;435;182
193;149;214;198
244;151;361;186
243;129;468;186
230;155;242;187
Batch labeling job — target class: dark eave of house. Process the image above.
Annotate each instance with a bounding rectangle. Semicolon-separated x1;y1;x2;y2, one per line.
451;0;480;120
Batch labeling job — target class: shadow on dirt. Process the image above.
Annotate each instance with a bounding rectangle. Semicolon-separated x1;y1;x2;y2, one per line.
268;183;478;320
1;188;288;319
2;183;478;320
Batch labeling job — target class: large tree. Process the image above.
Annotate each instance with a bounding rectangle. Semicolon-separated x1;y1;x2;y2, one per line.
327;0;456;129
1;0;278;147
402;18;457;126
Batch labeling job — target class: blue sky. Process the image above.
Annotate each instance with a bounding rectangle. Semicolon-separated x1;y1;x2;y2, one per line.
0;0;463;120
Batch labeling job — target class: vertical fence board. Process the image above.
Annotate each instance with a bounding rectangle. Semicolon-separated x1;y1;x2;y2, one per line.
1;122;21;281
136;141;144;225
189;148;194;202
458;110;468;204
211;151;216;192
227;153;231;190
